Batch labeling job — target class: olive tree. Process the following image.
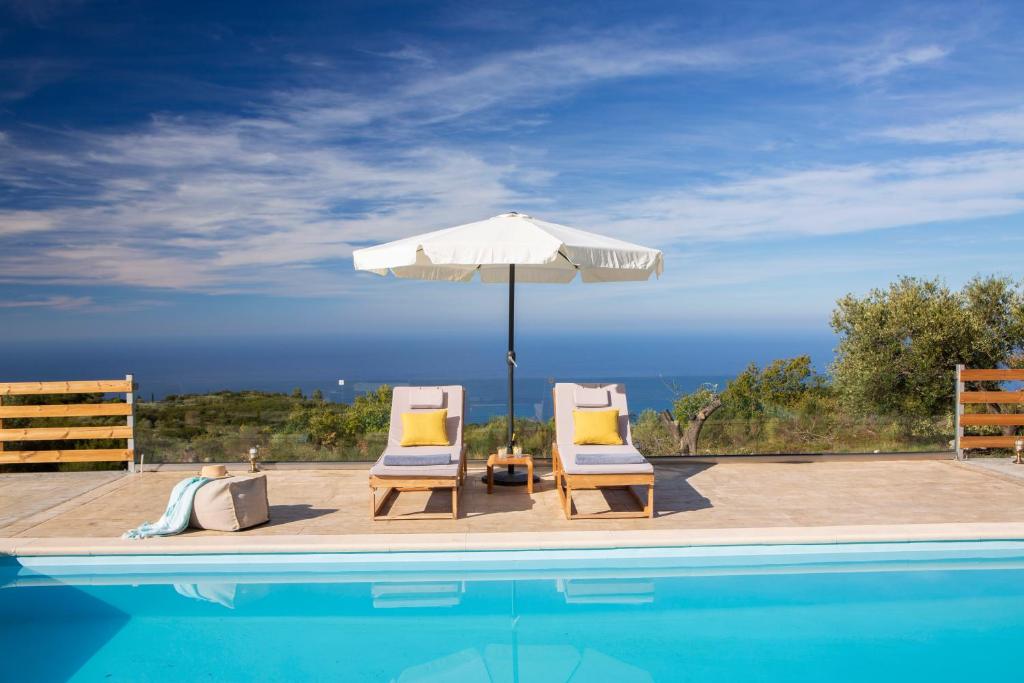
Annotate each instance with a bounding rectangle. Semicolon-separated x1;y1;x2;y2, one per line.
830;276;1024;418
660;356;825;454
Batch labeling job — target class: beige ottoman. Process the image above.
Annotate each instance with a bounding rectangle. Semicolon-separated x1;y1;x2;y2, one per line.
190;474;269;531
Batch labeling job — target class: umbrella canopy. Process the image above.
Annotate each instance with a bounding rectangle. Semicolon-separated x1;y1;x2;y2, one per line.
353;212;663;283
353;212;663;485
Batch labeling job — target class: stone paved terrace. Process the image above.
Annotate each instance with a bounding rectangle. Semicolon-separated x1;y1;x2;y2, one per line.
3;458;1024;554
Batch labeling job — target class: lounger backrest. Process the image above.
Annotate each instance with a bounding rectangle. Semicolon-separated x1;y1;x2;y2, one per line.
387;385;465;449
553;382;631;450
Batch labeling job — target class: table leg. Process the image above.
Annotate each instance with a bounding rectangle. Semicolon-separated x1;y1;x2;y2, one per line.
527;460;534;494
487;463;494;494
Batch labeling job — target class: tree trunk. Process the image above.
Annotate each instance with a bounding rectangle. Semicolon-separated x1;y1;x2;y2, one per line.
659;410;681;443
660;396;723;455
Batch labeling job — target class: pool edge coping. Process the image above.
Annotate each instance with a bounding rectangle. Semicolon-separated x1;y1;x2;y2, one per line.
4;522;1024;557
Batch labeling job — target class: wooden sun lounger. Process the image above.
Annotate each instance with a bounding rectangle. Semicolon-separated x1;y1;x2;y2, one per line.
552;383;654;520
369;448;467;520
369;385;466;520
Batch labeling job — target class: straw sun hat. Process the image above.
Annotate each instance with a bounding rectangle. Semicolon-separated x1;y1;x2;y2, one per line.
198;464;231;479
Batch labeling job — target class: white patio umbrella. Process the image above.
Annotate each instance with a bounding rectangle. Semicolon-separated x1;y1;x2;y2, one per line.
353;211;663;485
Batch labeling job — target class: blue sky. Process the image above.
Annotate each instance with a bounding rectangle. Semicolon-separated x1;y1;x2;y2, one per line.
1;0;1023;344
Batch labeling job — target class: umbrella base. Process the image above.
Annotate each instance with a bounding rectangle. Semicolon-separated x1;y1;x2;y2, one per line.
481;469;540;486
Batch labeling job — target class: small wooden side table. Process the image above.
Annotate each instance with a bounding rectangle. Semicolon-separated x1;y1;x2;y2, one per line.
486;453;534;494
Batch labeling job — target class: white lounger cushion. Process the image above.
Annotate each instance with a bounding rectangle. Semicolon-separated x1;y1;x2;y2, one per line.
554;383;653;475
370;385;464;478
573;386;610;407
408;387;444;409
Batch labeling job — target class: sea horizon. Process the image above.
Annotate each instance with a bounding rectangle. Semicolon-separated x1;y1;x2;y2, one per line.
0;331;835;420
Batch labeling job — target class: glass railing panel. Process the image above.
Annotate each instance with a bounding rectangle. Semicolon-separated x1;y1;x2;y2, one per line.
133;379;962;463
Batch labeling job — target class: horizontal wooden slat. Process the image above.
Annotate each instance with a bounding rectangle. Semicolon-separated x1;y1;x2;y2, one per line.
961;436;1024;449
959;391;1024;404
0;425;133;442
0;449;132;464
960;413;1024;426
0;403;131;418
960;369;1024;381
566;474;655;487
370;477;456;487
0;380;132;396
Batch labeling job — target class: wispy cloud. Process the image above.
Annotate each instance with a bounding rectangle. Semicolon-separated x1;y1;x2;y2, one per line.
588;149;1024;242
880;106;1024;144
0;121;527;293
5;95;1024;293
840;43;949;82
0;33;738;295
280;35;736;131
0;295;93;310
0;210;57;235
1;21;1021;304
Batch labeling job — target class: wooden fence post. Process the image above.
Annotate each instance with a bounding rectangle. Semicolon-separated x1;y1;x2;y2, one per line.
954;364;964;460
126;373;136;473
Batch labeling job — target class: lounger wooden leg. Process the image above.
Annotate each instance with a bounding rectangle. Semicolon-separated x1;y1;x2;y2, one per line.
372;486;397;519
552;444;562;490
646;484;654;518
452;486;458;519
564;484;573;520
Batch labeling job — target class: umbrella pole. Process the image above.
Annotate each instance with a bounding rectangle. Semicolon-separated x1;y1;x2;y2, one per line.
487;264;537;487
507;264;516;469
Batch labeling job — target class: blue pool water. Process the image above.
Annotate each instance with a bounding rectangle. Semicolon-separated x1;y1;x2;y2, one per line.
3;542;1024;682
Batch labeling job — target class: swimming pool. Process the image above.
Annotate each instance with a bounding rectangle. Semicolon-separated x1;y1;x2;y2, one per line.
3;541;1024;682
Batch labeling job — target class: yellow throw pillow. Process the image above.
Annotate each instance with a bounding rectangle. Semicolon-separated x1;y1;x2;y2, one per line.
400;409;450;446
572;409;623;445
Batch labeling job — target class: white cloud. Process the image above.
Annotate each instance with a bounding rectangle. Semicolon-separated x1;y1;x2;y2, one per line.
6;112;1024;294
0;34;736;295
582;150;1024;243
0;210;57;235
0;295;93;310
0;123;529;293
840;43;949;82
880;107;1024;144
1;29;1021;301
278;37;735;131
394;40;732;118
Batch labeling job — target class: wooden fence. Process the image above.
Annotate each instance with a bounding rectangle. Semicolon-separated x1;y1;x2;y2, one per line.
0;376;135;469
954;365;1024;459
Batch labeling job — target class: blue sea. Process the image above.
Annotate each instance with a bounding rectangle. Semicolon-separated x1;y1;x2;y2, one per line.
0;332;834;421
